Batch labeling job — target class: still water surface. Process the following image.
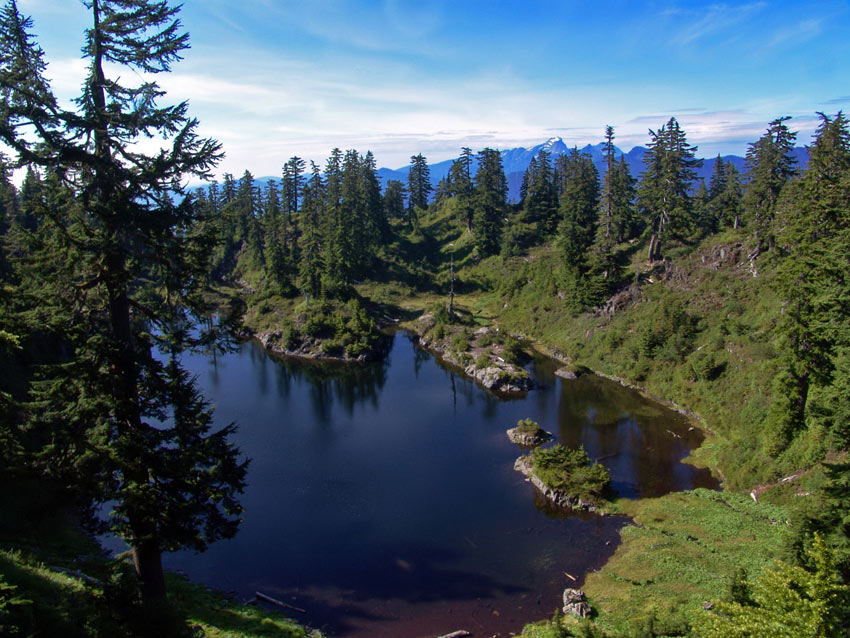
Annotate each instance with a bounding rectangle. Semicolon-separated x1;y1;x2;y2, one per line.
167;333;717;637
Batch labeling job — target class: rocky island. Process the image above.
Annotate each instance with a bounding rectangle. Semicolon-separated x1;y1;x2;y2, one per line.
413;311;532;395
507;418;552;447
514;444;610;512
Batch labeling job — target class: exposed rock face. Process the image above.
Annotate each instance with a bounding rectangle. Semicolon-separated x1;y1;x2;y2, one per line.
506;425;551;447
514;456;599;512
562;588;591;618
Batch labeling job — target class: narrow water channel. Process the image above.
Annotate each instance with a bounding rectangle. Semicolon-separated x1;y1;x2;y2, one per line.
165;333;717;637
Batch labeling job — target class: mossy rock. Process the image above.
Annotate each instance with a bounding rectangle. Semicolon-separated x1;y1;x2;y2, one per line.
507;418;551;447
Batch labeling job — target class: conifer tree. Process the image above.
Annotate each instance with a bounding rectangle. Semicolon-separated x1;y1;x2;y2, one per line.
407;153;431;213
611;155;638;241
361;150;388;243
557;148;600;271
263;179;289;293
694;535;849;638
237;170;264;268
298;161;325;299
693;178;713;235
522;149;558;235
383;179;407;221
0;0;246;601
599;126;618;241
472;148;507;256
282;155;305;217
709;155;743;229
322;148;344;290
458;146;475;230
337;148;367;279
765;112;850;453
637;117;702;261
744;116;798;254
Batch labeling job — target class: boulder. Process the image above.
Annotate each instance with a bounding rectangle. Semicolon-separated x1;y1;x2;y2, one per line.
506;425;551;447
464;364;532;394
562;588;591;618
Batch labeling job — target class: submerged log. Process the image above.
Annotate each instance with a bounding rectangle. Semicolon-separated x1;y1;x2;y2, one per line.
255;591;306;614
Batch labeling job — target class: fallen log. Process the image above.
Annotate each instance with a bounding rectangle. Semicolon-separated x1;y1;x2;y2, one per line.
255;591;306;614
436;631;472;638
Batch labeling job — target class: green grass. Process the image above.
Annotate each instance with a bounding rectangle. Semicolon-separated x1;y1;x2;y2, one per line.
0;549;311;638
579;489;791;636
0;478;313;638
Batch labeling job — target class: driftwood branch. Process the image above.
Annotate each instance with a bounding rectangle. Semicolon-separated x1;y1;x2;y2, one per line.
255;591;306;614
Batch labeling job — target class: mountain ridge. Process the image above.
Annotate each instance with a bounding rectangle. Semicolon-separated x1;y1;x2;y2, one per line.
243;136;809;204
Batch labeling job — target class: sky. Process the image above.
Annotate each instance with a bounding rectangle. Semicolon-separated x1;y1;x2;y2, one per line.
15;0;850;179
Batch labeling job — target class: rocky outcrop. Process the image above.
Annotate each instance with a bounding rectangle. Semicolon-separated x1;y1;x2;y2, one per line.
463;363;531;394
562;588;591;618
514;456;600;513
506;425;551;447
254;330;387;363
414;317;533;396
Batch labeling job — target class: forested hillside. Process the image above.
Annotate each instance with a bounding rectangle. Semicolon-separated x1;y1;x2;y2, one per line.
189;113;850;498
2;0;850;636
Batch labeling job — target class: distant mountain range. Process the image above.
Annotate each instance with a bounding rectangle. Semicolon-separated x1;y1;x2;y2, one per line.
377;136;810;203
242;136;809;205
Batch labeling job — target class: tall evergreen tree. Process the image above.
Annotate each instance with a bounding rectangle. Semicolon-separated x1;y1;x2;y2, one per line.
692;178;713;236
407;153;431;212
298;161;325;299
472;148;507;257
611;155;638;241
637;117;702;261
263;179;289;293
237;169;264;267
744;116;798;253
557;148;600;271
599;125;618;241
765;112;850;454
383;179;407;221
522;149;558;234
0;0;246;601
282;155;305;217
361;150;388;243
590;126;636;285
458;146;475;230
709;155;744;229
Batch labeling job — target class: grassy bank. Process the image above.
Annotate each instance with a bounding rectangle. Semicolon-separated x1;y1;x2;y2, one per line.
519;489;793;638
0;480;312;638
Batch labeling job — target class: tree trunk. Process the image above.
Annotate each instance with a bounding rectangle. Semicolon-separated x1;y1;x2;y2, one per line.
647;233;658;261
132;538;167;601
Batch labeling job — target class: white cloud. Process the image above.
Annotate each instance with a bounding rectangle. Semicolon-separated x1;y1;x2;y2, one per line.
669;2;767;48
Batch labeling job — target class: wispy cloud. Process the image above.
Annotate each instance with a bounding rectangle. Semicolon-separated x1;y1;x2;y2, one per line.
668;3;767;48
765;18;822;49
823;96;850;106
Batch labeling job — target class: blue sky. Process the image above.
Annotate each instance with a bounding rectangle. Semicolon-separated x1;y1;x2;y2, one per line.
16;0;850;178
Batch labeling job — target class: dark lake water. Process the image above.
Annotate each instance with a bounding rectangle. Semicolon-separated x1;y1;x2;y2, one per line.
165;333;717;637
